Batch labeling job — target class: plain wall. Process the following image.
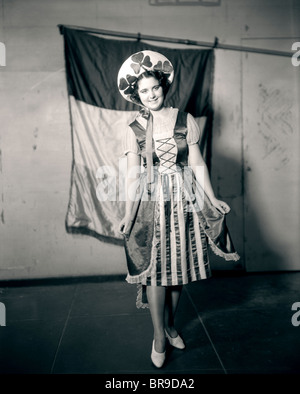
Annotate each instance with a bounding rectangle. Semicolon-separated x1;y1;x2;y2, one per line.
0;0;299;280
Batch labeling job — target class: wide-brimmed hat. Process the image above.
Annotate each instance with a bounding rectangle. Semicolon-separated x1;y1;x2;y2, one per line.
117;50;174;105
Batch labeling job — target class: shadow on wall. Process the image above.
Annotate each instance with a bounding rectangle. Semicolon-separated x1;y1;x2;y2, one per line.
209;136;284;273
243;163;286;272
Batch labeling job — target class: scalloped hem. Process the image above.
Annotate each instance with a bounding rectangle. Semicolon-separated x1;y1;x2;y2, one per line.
136;284;149;309
125;261;152;308
125;266;152;284
208;238;240;261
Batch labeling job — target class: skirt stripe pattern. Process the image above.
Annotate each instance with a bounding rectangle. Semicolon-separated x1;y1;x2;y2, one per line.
142;171;211;287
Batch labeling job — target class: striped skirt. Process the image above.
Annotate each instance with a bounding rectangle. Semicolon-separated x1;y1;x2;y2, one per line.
140;170;211;288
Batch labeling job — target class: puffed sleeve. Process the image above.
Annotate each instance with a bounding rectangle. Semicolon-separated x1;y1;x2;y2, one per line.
186;113;201;145
122;125;140;156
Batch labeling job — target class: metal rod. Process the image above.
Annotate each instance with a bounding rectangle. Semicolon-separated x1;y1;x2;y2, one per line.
57;24;294;58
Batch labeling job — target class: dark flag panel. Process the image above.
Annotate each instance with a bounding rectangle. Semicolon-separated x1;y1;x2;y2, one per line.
62;27;214;243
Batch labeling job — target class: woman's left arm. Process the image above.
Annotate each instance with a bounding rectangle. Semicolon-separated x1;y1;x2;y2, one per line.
188;143;230;215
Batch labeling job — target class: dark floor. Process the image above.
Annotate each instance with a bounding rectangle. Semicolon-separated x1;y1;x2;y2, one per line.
0;271;299;374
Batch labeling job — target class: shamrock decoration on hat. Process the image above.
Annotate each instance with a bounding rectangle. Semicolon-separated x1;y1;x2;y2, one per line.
117;50;174;105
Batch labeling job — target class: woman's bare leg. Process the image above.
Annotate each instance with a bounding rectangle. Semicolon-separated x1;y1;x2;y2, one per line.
146;286;166;353
164;285;183;337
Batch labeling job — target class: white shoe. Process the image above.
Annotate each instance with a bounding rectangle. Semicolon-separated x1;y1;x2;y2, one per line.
151;340;166;368
165;329;185;350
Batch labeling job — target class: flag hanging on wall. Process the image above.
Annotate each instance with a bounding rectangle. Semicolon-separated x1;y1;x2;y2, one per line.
61;27;214;244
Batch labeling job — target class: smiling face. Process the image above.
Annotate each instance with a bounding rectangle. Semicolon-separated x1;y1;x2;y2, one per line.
137;76;164;111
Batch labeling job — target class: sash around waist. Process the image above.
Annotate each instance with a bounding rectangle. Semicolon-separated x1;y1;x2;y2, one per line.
130;166;202;207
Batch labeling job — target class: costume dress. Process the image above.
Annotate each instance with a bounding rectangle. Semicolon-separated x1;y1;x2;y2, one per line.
123;107;239;308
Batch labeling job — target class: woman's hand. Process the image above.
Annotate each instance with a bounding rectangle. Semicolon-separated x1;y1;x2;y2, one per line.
210;197;231;215
119;215;133;238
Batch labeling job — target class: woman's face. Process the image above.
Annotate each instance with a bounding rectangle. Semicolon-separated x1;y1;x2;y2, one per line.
137;76;164;111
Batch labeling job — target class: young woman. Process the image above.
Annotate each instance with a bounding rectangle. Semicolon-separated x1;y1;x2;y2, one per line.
117;50;239;368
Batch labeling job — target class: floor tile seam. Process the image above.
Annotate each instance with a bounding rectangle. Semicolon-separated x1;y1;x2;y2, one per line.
0;308;148;323
50;284;80;374
190;304;290;315
4;317;67;324
225;367;300;373
98;368;227;374
0;284;80;294
183;287;228;374
68;312;149;319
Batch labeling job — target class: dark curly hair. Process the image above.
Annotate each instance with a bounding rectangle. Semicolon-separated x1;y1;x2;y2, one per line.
130;70;171;106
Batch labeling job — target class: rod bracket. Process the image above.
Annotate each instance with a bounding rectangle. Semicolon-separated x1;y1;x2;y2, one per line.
213;36;219;48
